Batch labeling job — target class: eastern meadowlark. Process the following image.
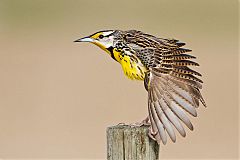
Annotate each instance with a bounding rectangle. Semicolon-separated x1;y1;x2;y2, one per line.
74;30;206;145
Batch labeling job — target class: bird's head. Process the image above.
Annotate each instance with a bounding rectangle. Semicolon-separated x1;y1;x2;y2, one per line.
74;30;116;55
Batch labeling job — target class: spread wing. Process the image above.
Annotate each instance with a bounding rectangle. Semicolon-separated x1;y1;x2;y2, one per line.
123;30;206;144
145;44;206;145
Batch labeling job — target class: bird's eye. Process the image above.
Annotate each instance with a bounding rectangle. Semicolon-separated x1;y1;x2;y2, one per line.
99;35;104;39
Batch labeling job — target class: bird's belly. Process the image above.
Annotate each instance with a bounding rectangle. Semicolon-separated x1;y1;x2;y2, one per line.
113;49;147;80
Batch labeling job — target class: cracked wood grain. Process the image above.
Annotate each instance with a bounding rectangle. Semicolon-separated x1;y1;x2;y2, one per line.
107;125;159;160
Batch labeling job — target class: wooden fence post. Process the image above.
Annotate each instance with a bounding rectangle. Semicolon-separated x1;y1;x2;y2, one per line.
107;125;159;160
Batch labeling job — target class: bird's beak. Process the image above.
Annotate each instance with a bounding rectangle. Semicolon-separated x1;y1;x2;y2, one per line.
74;37;94;43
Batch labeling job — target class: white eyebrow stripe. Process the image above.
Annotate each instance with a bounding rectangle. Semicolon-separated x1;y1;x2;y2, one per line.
103;31;114;37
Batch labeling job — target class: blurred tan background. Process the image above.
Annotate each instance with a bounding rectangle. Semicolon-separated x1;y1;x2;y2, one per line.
0;0;238;159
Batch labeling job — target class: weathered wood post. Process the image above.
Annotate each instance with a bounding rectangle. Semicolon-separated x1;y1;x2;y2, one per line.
107;125;159;160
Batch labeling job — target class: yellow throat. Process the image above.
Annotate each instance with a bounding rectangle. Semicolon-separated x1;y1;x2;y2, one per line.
109;48;147;80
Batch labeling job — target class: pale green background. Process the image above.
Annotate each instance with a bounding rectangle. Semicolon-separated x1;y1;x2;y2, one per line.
0;0;238;159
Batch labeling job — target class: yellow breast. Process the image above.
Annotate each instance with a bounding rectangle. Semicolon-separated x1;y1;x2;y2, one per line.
112;49;147;80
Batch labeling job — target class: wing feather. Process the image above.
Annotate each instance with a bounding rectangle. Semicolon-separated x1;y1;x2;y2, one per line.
152;87;176;142
169;90;197;117
159;98;186;137
146;50;205;144
149;92;167;144
122;30;206;144
152;83;186;139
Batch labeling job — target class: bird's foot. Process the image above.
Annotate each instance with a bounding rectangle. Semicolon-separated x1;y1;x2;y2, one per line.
130;117;151;127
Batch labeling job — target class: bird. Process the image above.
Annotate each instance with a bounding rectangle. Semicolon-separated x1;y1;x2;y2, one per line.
74;30;206;145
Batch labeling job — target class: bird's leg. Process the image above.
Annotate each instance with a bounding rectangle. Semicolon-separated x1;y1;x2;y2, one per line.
130;116;151;127
141;116;151;126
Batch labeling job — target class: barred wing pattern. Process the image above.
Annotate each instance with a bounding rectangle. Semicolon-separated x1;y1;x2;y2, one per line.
146;43;206;144
124;30;206;144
